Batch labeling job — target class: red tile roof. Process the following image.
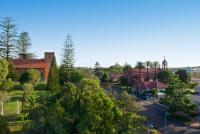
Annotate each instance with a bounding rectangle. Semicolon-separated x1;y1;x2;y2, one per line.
12;59;46;69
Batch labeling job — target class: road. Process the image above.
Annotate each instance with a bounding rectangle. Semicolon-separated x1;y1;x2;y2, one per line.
102;84;200;134
139;100;200;134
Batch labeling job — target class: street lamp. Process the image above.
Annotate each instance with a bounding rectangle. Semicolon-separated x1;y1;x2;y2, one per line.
164;112;169;134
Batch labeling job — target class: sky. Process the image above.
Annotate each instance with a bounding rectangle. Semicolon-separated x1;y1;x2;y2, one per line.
0;0;200;68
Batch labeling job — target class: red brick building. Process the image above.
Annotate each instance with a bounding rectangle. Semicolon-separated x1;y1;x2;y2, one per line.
12;52;55;81
110;58;168;91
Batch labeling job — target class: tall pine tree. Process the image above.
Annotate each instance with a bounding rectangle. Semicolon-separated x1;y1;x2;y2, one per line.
17;32;34;59
0;17;17;60
47;56;60;93
59;34;75;85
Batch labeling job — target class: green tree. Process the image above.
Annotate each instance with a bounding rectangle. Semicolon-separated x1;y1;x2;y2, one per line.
59;34;75;84
94;61;103;79
46;56;60;93
160;76;197;114
101;72;109;83
109;63;123;73
30;78;145;134
0;78;14;91
152;61;160;80
0;59;8;86
21;83;34;126
175;69;190;84
116;91;139;113
145;61;152;80
157;70;173;84
16;32;34;59
0;17;17;60
135;61;145;79
7;61;19;81
123;63;132;73
19;69;41;85
71;70;84;84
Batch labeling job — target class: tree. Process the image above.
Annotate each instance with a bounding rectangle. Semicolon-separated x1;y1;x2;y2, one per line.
94;61;103;79
46;56;60;93
123;63;132;73
16;32;34;59
135;61;145;79
116;91;139;113
7;61;19;81
152;61;160;80
71;70;84;84
30;78;145;134
0;59;8;86
59;34;75;84
157;70;173;84
175;69;190;84
109;63;123;73
0;17;17;60
145;61;152;80
160;76;197;114
21;83;34;124
19;69;41;85
101;72;109;83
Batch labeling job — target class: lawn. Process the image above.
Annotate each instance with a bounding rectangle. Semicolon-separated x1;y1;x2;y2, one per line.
1;89;48;134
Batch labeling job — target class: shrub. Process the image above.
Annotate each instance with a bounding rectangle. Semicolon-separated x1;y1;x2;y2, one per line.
0;59;8;86
22;83;34;94
34;82;46;90
13;82;23;90
0;78;14;91
19;69;41;85
151;88;158;97
7;61;19;81
0;116;9;134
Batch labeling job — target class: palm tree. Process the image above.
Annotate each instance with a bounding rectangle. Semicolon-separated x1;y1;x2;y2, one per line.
145;61;152;81
135;61;145;79
153;61;160;80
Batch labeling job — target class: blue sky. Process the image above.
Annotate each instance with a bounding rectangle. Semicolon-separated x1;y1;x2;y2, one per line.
1;0;200;67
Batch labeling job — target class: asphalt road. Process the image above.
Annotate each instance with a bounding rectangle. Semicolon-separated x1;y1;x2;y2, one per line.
139;100;200;134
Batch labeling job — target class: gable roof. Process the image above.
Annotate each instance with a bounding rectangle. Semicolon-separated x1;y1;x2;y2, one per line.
12;59;46;69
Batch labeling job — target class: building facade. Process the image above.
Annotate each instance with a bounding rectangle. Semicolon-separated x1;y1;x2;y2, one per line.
110;58;168;91
12;52;54;81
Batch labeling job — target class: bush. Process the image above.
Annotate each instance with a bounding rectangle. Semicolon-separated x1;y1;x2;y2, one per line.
34;82;46;90
22;83;34;94
0;116;9;134
151;88;158;97
19;69;41;85
13;82;23;90
0;78;14;91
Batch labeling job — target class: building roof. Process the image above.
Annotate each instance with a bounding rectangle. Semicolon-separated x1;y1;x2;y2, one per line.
12;59;46;69
129;68;161;73
142;81;167;90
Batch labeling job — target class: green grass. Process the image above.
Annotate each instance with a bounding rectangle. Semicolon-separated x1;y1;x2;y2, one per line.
4;101;21;116
8;121;23;134
2;89;48;133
